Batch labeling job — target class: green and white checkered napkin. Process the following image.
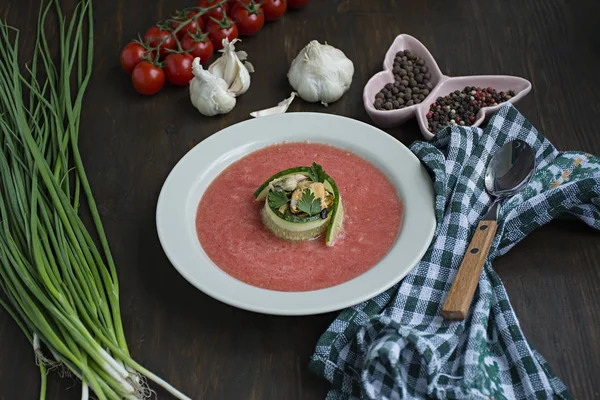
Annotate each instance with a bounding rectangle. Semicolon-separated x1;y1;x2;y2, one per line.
309;104;600;399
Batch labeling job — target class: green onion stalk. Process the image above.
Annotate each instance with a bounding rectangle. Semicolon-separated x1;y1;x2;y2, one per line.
0;1;190;399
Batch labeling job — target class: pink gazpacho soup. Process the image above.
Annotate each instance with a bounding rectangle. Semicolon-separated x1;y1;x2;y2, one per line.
195;142;403;292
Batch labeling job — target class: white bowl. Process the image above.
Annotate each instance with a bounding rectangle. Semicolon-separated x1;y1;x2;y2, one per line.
156;113;436;315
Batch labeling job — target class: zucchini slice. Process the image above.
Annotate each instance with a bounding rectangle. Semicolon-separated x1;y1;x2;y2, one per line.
254;163;344;245
260;203;330;241
324;176;344;247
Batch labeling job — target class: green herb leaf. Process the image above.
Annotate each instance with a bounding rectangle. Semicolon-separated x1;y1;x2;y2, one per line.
268;190;289;209
307;162;327;183
296;189;322;216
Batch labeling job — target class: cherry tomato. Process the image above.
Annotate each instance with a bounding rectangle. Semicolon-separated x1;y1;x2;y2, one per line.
206;16;239;50
262;0;287;22
143;26;176;59
181;33;214;65
231;2;264;36
169;12;203;38
131;62;165;95
233;0;262;7
197;0;230;23
164;53;195;86
287;0;309;9
120;42;147;74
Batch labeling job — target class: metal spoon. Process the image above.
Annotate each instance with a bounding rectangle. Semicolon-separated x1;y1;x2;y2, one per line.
441;140;536;321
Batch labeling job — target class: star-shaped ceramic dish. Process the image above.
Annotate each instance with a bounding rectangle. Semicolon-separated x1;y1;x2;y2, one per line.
363;34;532;140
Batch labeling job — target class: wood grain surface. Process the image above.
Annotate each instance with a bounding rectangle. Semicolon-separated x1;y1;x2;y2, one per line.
1;0;599;399
442;220;499;321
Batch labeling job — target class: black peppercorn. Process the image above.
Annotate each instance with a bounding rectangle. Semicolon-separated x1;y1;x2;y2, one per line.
373;51;435;111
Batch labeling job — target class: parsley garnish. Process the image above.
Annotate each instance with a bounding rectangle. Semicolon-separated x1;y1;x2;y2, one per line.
307;162;327;183
268;190;290;209
296;189;322;216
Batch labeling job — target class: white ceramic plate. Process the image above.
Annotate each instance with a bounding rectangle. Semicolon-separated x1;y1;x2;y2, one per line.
156;113;436;316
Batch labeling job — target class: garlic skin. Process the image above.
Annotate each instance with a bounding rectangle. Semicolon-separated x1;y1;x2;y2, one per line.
287;40;354;106
189;58;236;116
250;92;297;118
208;38;254;96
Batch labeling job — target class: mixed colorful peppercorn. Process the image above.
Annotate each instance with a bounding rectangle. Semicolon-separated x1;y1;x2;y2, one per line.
426;86;515;133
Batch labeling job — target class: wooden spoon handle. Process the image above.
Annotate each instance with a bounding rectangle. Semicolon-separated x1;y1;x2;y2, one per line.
441;220;498;320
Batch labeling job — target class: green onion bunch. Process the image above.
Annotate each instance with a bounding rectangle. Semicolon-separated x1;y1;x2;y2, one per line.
0;1;190;399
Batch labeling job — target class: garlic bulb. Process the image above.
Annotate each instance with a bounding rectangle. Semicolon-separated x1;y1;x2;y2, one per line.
189;58;236;116
250;92;297;118
208;38;254;96
287;40;354;106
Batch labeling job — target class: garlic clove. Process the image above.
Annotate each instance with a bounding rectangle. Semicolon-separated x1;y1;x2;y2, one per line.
207;37;253;97
229;76;246;95
208;58;226;81
250;92;297;118
228;65;251;96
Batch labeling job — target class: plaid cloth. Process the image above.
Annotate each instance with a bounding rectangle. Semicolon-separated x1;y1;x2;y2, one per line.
309;104;600;400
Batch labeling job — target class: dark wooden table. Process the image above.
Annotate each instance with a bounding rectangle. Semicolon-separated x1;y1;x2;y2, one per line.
1;1;599;399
